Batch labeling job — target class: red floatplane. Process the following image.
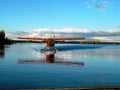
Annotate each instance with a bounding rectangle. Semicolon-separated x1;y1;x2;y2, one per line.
17;36;85;52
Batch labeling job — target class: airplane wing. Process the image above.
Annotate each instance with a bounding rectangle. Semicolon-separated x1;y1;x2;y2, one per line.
53;37;85;40
17;37;85;40
17;37;48;40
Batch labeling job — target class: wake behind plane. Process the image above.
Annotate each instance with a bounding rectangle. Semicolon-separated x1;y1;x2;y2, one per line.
17;36;85;52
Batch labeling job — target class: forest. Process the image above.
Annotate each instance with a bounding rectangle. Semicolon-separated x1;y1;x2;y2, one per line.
0;30;13;45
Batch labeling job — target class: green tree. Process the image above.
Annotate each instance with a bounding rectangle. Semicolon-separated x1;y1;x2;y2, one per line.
0;30;13;45
0;30;5;45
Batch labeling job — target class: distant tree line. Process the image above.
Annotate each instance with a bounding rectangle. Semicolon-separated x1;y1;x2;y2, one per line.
0;30;13;45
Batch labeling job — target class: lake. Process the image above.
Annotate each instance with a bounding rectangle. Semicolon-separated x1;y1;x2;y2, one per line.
0;43;120;89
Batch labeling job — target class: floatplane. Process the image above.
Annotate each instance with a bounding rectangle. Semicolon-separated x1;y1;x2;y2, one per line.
17;36;85;67
17;36;85;53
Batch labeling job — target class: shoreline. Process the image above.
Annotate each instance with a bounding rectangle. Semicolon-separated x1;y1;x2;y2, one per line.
12;40;120;44
1;86;120;90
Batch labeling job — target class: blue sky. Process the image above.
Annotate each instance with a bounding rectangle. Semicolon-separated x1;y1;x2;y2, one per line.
0;0;120;32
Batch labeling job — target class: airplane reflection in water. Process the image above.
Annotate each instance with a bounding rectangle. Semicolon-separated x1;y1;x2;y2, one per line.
18;52;84;67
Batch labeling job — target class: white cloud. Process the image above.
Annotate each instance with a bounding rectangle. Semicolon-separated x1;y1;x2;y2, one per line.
6;27;120;42
84;0;108;12
84;1;93;9
56;27;90;33
91;36;120;42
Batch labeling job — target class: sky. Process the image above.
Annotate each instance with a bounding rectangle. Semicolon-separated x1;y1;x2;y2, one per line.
0;0;120;32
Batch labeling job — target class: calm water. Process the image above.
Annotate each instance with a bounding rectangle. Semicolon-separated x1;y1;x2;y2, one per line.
0;43;120;89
